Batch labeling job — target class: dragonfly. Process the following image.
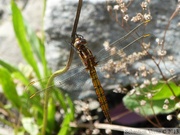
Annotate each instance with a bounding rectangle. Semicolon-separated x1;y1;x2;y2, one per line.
29;0;152;124
70;25;150;124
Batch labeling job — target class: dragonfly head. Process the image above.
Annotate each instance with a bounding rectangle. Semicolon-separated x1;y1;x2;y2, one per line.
74;34;87;49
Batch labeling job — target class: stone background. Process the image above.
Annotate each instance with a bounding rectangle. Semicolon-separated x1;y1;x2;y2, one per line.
1;0;179;67
44;0;180;99
0;0;180;99
0;1;180;133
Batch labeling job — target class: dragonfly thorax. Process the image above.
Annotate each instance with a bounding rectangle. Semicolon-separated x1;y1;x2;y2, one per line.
73;35;98;70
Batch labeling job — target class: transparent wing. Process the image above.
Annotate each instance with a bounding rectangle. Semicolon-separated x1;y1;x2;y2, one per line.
53;65;95;100
95;20;151;64
27;20;154;101
27;62;96;100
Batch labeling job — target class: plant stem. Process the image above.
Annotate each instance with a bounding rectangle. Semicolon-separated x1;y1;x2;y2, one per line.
41;48;74;135
41;0;82;134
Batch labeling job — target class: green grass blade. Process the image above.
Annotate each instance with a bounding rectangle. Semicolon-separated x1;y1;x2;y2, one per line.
38;37;49;77
57;95;75;135
47;98;56;133
24;21;49;77
0;67;21;108
58;113;72;135
65;94;75;120
0;67;30;116
0;60;44;116
0;59;19;72
11;1;41;80
54;90;67;112
23;21;42;63
0;59;29;85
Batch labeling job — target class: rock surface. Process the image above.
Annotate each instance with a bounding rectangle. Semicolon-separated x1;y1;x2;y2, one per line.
44;0;180;99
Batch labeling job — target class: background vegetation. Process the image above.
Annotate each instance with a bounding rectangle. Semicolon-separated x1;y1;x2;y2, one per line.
0;0;180;135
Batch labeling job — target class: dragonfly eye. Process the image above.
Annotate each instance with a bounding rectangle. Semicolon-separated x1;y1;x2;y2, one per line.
76;34;84;39
80;38;87;44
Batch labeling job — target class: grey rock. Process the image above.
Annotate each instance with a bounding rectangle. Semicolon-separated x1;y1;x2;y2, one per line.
44;0;180;100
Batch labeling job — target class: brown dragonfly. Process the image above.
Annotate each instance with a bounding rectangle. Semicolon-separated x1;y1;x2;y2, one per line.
29;0;152;124
70;27;150;123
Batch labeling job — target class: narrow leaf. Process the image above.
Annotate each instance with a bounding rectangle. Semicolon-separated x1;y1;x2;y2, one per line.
54;89;67;112
0;68;21;107
66;94;75;120
47;97;56;132
24;21;49;77
11;1;41;80
58;113;72;135
0;59;29;85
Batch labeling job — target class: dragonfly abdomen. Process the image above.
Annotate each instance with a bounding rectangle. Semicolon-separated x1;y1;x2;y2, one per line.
89;67;112;123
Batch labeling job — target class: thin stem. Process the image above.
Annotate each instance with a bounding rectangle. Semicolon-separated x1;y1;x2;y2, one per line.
41;0;83;134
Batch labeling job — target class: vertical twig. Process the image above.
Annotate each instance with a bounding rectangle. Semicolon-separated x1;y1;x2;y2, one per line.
41;0;83;134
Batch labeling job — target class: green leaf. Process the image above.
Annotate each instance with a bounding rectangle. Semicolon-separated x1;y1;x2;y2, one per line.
0;59;29;85
54;89;67;112
123;93;176;116
0;59;19;72
11;1;41;80
0;68;21;108
47;97;55;132
57;95;75;135
58;113;72;135
24;20;49;77
123;81;179;116
0;68;21;107
151;82;180;100
66;94;75;120
0;67;31;116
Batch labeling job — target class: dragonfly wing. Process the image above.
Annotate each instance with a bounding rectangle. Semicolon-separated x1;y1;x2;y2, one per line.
95;20;154;65
96;65;136;90
93;32;155;91
96;35;152;65
53;64;95;100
